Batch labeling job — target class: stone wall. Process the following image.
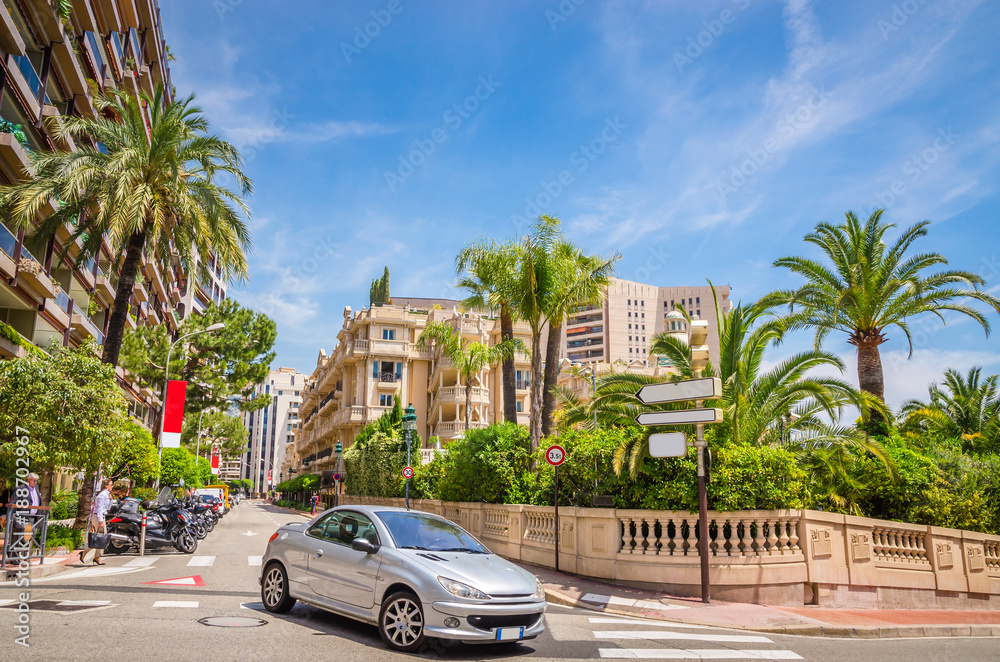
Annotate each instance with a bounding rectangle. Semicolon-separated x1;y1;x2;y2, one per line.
340;496;1000;609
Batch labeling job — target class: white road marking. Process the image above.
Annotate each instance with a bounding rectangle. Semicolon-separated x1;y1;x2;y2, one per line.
152;601;199;608
594;631;773;643
186;556;215;567
583;593;688;611
33;566;148;582
124;557;159;567
240;531;258;536
57;600;112;606
248;556;263;566
0;600;17;606
589;618;714;629
600;650;802;660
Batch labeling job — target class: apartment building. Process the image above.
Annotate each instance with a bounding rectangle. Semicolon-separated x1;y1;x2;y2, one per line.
563;278;733;369
0;0;194;429
241;367;306;494
291;300;534;484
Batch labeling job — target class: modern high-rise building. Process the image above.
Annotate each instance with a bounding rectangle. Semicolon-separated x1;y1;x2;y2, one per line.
562;278;733;369
241;367;306;494
0;1;209;434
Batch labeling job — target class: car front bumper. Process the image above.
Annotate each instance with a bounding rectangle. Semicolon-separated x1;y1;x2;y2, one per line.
425;599;546;642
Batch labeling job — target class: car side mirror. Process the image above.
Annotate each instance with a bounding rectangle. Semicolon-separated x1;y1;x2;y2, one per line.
351;537;379;554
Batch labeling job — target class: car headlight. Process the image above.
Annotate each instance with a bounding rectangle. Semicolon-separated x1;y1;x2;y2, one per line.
533;577;545;600
438;576;490;600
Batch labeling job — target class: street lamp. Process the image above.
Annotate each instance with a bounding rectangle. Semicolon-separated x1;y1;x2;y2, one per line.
334;441;342;507
402;403;417;510
154;322;225;491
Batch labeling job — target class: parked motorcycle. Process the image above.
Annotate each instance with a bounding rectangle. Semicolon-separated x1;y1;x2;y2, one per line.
105;488;198;554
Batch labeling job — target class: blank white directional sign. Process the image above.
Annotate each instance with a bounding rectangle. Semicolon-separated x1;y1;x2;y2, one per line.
635;408;723;426
649;432;687;457
636;377;721;404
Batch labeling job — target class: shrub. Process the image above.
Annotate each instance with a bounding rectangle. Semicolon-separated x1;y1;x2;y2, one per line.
343;430;407;498
45;524;83;551
433;423;533;504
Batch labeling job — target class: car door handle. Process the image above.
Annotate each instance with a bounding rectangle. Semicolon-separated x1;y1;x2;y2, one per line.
315;549;323;557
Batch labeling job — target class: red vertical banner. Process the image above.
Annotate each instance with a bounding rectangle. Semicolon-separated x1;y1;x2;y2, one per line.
160;380;187;448
211;447;220;475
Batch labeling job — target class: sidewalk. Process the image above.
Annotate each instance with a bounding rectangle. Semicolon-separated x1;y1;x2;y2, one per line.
526;563;1000;639
3;551;83;582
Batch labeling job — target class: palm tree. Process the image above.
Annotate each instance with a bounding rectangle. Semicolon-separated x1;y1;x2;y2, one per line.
541;242;619;437
1;84;252;367
417;321;523;431
558;287;889;478
762;210;1000;407
900;367;999;452
456;239;521;424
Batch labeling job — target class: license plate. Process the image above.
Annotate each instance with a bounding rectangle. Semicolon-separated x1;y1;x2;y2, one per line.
495;627;524;641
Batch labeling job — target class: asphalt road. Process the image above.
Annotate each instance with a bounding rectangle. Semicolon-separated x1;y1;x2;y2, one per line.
3;502;997;661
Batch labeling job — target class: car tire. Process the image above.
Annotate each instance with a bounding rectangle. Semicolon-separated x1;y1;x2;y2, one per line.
261;563;296;613
379;591;426;653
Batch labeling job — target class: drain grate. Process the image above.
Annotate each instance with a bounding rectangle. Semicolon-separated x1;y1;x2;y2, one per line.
199;616;267;628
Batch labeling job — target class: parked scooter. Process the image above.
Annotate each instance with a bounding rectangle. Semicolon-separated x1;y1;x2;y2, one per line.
105;488;198;554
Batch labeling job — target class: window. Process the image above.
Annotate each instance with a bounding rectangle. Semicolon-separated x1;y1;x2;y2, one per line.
641;301;645;307
697;310;701;317
295;391;300;396
372;360;379;378
629;347;633;354
628;323;632;330
516;401;522;412
265;385;270;394
627;299;631;305
629;335;632;342
696;297;701;305
642;337;646;343
642;325;645;331
628;312;631;318
380;394;394;407
641;313;645;319
383;328;396;340
307;510;378;546
278;390;283;396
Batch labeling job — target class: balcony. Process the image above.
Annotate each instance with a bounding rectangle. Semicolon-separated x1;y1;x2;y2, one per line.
349;406;366;424
42;297;70;328
134;281;148;302
434;385;489;406
0;131;31;183
377;372;399;389
16;258;57;301
369;338;407;357
352;338;370;357
94;274;116;305
435;420;488;438
71;312;105;344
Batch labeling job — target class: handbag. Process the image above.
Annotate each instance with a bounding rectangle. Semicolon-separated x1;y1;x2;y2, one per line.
88;533;110;550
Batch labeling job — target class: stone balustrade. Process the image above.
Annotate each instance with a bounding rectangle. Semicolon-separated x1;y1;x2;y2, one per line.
338;496;1000;609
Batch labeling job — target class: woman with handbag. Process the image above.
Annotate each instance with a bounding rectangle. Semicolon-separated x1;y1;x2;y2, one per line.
80;479;113;565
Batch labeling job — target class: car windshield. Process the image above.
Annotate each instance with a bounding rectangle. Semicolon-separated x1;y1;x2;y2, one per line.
376;512;489;553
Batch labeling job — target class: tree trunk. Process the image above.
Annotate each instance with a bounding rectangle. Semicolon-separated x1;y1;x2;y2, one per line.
101;230;147;366
72;469;95;530
541;320;563;437
528;329;544;452
465;378;473;431
856;338;885;422
500;304;518;424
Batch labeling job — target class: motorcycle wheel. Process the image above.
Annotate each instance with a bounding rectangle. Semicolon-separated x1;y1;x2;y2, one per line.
107;536;131;554
194;524;207;540
176;530;198;554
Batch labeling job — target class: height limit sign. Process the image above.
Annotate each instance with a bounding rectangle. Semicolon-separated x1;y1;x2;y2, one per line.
545;444;566;572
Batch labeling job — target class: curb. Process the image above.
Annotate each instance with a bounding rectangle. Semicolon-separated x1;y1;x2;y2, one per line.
3;557;74;582
543;589;1000;639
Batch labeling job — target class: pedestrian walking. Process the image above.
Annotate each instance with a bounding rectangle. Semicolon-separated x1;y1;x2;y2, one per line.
80;479;113;565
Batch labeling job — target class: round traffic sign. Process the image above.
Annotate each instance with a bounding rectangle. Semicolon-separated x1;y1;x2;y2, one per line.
402;466;414;479
333;473;342;482
545;444;566;466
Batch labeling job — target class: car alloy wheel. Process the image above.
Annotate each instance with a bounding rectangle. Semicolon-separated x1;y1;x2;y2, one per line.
379;591;426;652
261;563;295;613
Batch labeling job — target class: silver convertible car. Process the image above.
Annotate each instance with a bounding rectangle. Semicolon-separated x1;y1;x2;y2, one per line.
260;505;546;651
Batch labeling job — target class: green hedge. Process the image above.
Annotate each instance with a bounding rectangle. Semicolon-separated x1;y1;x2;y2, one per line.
343;430;407;498
45;524;83;551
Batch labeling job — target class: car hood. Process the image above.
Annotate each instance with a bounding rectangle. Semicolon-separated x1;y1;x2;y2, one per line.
403;550;538;597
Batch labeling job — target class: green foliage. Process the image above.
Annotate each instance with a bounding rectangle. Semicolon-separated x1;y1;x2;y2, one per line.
181;410;249;461
131;486;158;501
430;423;534;504
159;447;193;486
276;473;321;494
120;299;276;415
46;524;83;551
370;266;390;305
0;119;29;150
107;421;159;486
0;321;43;356
343;431;407;497
49;490;78;519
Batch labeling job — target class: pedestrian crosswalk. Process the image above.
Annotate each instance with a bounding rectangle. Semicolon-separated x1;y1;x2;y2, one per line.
186;555;216;567
581;616;803;661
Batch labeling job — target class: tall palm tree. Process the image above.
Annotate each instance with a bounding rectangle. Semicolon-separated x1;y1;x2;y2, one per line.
1;84;252;367
455;239;521;424
541;242;619;437
900;366;999;452
762;210;1000;406
417;321;523;430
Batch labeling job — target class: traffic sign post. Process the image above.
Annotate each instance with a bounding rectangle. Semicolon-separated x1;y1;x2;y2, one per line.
545;445;566;572
635;321;718;604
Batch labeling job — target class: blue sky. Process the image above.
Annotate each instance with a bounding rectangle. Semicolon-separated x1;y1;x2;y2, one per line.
162;0;1000;409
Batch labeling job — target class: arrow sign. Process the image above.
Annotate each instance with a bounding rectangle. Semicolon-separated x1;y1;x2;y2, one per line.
636;377;721;404
636;408;723;426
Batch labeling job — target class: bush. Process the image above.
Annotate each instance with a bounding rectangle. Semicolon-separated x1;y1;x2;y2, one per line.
433;423;533;504
45;524;83;551
131;487;158;502
49;490;78;520
343;430;407;498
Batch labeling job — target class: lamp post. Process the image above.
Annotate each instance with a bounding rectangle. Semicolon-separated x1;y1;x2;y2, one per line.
334;441;342;507
402;403;417;510
154;323;225;491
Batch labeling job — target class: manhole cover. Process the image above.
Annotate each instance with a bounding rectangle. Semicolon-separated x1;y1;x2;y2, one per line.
199;616;267;628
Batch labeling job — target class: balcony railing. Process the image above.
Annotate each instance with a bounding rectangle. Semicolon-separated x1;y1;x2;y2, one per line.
379;372;397;383
54;289;72;314
0;222;17;257
12;55;50;104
